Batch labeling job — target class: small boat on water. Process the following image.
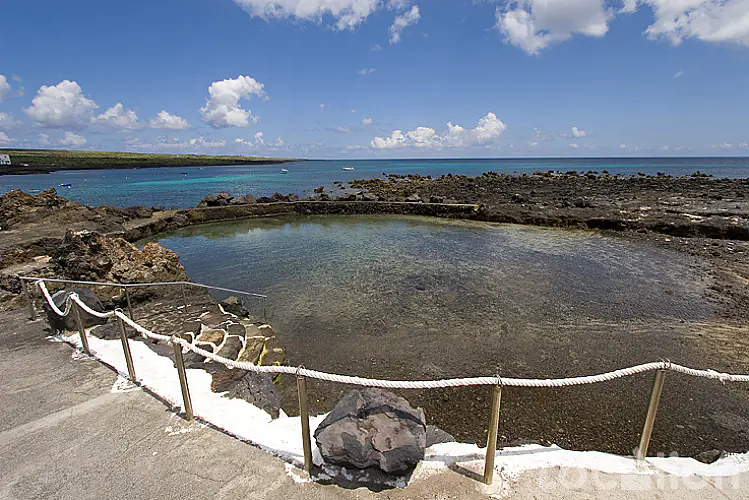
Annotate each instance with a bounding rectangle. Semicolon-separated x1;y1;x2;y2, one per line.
342;166;355;171
280;168;289;174
58;183;72;188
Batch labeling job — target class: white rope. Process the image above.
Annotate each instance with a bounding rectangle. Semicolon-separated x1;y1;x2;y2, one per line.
37;280;72;317
32;278;749;389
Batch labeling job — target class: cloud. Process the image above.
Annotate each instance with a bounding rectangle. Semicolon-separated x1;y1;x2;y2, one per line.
371;112;507;149
673;69;684;79
641;0;749;46
362;117;373;125
92;103;140;130
39;133;50;146
190;137;226;148
201;75;266;128
572;126;587;138
235;131;286;149
358;68;376;75
390;5;420;44
0;131;15;145
0;75;10;103
0;112;16;129
59;131;87;146
25;80;98;129
149;110;191;130
320;104;326;111
335;126;352;133
569;143;580;148
620;143;627;148
371;43;383;51
232;0;380;30
495;0;612;55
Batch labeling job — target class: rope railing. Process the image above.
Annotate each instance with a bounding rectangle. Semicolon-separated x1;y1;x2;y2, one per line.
24;276;749;483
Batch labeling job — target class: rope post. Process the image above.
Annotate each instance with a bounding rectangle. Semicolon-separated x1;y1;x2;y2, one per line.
296;375;313;474
483;383;503;485
21;279;36;321
262;296;268;324
172;339;193;421
124;287;134;321
636;370;666;460
72;299;90;355
117;314;137;382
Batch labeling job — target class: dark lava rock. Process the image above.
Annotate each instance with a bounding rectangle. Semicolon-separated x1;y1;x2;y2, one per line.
314;186;325;193
44;288;108;333
287;193;300;202
693;449;726;464
358;192;380;202
197;192;234;207
426;425;455;446
220;296;250;318
511;193;527;204
225;371;281;418
219;336;243;360
313;388;427;474
405;194;422;203
152;205;167;212
429;196;445;204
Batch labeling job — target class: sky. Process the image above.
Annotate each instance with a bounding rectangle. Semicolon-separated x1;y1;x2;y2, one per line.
0;0;748;159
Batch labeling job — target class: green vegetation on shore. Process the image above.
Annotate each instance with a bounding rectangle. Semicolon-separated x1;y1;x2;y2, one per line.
0;148;297;175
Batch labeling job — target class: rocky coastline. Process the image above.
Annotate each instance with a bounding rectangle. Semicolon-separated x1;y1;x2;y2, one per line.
2;170;749;464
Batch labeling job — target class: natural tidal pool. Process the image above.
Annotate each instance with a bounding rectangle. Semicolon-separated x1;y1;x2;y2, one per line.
147;215;749;455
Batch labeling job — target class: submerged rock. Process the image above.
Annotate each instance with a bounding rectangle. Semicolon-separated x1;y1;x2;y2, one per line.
314;388;427;474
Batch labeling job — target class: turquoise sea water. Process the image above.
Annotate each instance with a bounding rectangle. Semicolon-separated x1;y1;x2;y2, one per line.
2;157;749;208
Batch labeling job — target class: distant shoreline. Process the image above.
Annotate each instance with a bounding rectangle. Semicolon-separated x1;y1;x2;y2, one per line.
0;148;298;176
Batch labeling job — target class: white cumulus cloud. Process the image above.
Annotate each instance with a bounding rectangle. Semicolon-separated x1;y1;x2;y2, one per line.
92;103;140;130
362;117;373;125
59;131;87;146
0;75;10;103
39;133;50;146
0;112;16;129
390;5;420;44
232;0;380;30
569;143;580;148
495;0;612;55
0;131;15;145
201;75;266;128
25;80;98;129
572;126;587;138
358;68;376;75
641;0;749;46
149;110;191;130
371;112;507;149
673;69;684;79
190;137;226;148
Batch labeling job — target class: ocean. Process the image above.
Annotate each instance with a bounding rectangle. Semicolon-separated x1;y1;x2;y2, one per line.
1;157;748;208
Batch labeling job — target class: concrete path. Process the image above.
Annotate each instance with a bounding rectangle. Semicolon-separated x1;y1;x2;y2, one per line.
2;309;748;499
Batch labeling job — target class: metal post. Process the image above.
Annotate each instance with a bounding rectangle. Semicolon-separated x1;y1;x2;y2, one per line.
297;375;313;473
181;284;188;313
72;301;90;354
483;384;503;485
173;341;193;421
125;287;134;321
118;315;136;382
262;296;268;324
21;279;36;321
636;370;666;460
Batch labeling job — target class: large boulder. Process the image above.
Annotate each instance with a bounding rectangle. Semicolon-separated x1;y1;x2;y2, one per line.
44;288;108;333
313;388;427;474
197;192;234;207
52;230;187;301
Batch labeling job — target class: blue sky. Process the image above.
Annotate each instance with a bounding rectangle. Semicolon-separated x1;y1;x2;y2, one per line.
0;0;748;158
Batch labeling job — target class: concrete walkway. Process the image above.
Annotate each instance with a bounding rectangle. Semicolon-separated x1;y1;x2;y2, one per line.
2;309;748;499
